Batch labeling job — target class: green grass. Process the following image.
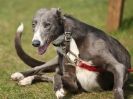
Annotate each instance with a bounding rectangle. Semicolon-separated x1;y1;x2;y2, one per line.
0;0;133;98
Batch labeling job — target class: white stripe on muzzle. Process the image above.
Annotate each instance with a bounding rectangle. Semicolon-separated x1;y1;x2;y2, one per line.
32;27;44;46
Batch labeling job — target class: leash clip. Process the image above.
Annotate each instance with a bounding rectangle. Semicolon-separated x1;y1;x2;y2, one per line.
65;32;71;42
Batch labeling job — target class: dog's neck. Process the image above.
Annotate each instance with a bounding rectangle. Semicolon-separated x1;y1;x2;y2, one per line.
61;15;87;48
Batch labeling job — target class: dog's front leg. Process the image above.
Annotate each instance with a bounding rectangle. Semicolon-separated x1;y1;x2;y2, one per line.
11;56;58;81
53;50;67;99
54;69;66;99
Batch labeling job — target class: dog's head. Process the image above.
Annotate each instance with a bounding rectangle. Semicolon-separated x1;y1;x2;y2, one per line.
32;8;64;55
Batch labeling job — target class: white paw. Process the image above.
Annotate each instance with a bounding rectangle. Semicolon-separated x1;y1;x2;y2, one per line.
18;76;34;86
11;72;24;81
55;88;66;99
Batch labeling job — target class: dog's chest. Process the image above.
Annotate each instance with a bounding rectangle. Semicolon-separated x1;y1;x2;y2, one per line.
76;65;101;92
68;38;101;91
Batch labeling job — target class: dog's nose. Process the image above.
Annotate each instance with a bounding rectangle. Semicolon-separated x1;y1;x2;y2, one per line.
32;40;40;47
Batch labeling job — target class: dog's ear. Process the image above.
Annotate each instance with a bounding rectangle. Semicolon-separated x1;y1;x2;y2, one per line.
51;8;61;18
51;8;62;25
57;8;61;17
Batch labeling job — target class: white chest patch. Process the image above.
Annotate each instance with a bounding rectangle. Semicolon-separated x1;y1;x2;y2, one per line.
67;38;79;62
68;38;101;91
76;66;100;91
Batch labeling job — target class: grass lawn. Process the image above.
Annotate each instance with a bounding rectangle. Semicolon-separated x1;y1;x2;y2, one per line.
0;0;133;99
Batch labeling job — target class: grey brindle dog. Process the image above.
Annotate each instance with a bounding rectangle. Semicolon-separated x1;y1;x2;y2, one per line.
11;8;131;99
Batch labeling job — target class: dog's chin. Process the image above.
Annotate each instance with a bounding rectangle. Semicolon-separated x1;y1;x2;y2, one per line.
38;42;49;55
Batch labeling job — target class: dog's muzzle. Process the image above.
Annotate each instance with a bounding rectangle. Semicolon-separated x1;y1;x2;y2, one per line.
32;40;41;47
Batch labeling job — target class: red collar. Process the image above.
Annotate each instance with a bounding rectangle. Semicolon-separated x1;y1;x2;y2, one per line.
128;69;133;72
77;60;104;72
77;60;133;73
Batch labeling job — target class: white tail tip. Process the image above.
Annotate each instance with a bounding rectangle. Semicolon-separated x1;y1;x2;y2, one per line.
17;23;24;33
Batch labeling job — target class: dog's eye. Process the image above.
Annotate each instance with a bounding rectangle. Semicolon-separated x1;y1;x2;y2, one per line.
32;23;36;28
32;21;37;28
43;22;50;28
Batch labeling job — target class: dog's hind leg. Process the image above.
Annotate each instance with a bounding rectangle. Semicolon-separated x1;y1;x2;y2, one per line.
33;75;53;83
18;74;53;86
91;39;128;99
110;63;125;99
111;63;126;99
11;56;58;81
102;54;126;99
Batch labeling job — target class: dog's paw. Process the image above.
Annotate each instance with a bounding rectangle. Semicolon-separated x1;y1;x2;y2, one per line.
11;72;24;81
18;76;34;86
55;88;66;99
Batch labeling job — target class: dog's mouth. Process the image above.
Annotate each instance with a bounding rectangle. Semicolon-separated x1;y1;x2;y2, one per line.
38;40;50;55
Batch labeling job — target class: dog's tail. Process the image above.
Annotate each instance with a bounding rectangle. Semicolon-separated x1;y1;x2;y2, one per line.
15;23;45;67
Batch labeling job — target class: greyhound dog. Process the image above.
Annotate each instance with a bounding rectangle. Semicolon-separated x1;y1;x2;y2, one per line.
11;8;131;99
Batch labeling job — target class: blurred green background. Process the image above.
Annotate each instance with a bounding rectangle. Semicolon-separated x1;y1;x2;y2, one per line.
0;0;133;99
